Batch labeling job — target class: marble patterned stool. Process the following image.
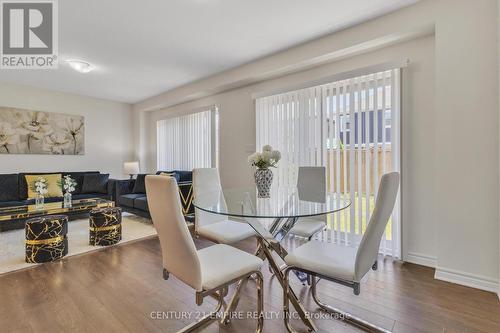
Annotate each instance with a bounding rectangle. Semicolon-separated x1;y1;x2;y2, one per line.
25;215;68;263
89;207;122;246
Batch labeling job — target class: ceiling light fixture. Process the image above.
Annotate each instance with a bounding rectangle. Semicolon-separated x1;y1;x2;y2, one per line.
66;60;93;73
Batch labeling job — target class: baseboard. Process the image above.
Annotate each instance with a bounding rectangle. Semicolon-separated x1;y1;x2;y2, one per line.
435;267;499;294
405;252;437;268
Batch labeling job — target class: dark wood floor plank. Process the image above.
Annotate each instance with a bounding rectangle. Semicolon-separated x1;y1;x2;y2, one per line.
1;235;499;333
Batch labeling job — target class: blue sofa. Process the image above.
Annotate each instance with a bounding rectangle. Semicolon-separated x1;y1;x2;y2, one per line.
114;170;194;221
0;171;117;230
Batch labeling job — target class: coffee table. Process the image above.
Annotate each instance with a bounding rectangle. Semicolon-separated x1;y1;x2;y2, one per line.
0;198;115;231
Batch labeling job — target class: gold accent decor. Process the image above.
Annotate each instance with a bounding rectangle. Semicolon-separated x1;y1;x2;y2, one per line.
89;225;120;232
26;235;65;245
178;183;193;215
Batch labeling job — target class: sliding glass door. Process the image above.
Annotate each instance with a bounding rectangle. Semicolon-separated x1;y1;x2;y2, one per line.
256;69;401;258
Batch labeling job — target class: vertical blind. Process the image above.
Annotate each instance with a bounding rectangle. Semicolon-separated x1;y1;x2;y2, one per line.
256;69;401;258
157;109;214;171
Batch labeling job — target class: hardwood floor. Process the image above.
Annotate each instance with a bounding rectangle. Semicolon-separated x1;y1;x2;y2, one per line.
1;235;499;333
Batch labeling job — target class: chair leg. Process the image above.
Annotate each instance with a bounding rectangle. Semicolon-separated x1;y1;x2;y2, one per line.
255;271;265;333
304;236;313;284
220;272;264;333
221;278;249;325
283;267;312;333
176;292;224;333
353;282;360;295
310;276;390;333
372;260;378;271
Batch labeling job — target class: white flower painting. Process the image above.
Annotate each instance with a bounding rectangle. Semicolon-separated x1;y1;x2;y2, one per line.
0;107;85;155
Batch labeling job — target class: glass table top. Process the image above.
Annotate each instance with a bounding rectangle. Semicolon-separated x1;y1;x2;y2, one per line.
193;187;350;242
193;186;350;219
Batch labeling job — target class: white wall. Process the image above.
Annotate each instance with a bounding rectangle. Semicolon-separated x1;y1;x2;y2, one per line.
135;0;500;294
0;82;133;178
432;0;498;292
144;36;436;268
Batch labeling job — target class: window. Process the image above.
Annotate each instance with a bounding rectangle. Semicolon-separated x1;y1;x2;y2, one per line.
255;69;401;258
156;107;218;171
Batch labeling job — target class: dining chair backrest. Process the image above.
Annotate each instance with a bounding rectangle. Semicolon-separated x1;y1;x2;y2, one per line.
193;168;227;229
297;166;327;219
354;172;400;281
146;175;202;291
297;166;326;193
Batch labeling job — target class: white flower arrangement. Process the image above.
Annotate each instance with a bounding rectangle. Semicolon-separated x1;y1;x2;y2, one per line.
248;144;281;169
62;175;77;194
34;177;48;196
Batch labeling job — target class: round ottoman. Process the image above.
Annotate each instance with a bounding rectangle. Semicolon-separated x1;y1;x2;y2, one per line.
89;207;122;246
25;215;68;263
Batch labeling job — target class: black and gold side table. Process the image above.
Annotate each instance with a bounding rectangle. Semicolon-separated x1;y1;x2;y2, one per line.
89;207;122;246
178;181;194;222
25;215;68;263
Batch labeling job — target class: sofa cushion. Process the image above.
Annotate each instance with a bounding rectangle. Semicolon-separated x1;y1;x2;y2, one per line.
0;174;19;201
118;193;145;207
134;197;149;211
175;170;192;182
156;170;184;183
18;171;100;199
82;174;109;194
72;193;109;200
18;172;61;200
132;174;147;194
0;200;24;208
157;172;180;183
25;174;63;199
62;171;99;194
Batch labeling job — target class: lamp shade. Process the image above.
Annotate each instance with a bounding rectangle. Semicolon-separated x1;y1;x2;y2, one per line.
123;161;140;175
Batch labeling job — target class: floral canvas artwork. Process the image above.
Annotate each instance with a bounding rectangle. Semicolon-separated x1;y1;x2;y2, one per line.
0;107;85;155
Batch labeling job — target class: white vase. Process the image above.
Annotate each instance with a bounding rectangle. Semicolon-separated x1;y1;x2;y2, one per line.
35;194;44;209
254;168;273;198
63;192;72;208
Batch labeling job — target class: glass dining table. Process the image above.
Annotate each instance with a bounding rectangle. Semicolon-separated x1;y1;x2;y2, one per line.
193;186;350;332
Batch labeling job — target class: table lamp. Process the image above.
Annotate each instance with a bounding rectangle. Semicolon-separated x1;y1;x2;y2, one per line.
124;161;140;179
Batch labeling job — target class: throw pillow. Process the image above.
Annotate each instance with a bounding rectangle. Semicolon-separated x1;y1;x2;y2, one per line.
0;174;19;201
62;171;99;194
159;172;180;183
132;174;147;193
81;174;109;194
25;174;63;199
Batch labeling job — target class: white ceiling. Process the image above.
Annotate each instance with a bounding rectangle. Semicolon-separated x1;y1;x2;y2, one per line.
0;0;418;104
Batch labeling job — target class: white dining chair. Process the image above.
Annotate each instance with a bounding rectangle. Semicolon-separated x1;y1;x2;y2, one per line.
289;166;327;240
146;175;264;333
283;172;400;333
193;168;255;244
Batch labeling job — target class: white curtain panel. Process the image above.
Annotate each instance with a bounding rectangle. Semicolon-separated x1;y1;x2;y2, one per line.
256;69;401;258
256;87;323;188
157;110;213;171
